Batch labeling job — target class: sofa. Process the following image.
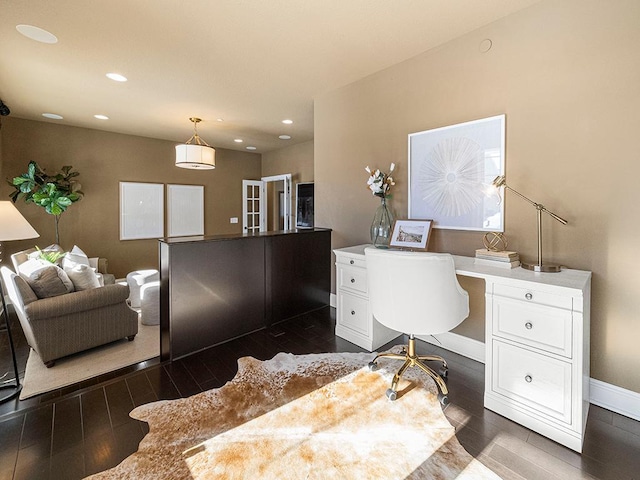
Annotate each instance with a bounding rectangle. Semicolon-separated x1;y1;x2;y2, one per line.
1;248;138;367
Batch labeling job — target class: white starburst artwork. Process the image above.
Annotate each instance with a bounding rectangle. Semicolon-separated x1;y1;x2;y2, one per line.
417;137;485;217
409;115;505;231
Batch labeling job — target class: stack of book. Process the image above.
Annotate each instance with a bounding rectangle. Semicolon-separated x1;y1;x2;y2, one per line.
474;249;521;269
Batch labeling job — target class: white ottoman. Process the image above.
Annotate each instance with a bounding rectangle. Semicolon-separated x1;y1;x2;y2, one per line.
140;281;160;326
126;269;159;308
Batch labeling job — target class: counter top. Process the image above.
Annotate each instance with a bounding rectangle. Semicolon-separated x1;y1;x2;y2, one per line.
160;227;331;245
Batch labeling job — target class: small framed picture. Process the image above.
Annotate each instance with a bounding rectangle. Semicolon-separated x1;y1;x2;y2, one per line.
390;219;433;251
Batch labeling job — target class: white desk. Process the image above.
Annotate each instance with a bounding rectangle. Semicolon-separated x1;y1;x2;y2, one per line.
334;244;591;452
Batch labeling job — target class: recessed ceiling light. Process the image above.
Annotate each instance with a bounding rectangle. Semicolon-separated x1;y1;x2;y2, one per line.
16;24;58;44
42;113;63;120
282;119;293;125
234;139;243;143
94;114;109;120
106;72;127;82
246;146;257;151
279;135;291;140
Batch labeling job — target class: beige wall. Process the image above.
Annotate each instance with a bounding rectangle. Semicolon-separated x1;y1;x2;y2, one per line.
262;140;314;228
315;0;640;392
262;140;314;181
0;117;262;277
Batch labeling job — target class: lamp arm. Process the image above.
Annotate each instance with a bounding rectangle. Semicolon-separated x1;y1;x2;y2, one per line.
504;186;568;225
539;206;568;225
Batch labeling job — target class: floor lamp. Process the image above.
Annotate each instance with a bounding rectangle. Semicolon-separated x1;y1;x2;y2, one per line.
0;202;39;403
492;175;568;273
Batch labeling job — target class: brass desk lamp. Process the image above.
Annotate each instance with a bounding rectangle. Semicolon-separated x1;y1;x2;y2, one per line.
493;175;568;272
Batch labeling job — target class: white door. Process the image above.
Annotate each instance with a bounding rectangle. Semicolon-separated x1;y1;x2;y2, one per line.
261;174;292;230
242;180;265;233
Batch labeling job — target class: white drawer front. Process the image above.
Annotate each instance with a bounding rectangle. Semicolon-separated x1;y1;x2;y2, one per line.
493;283;572;310
492;341;572;424
336;255;366;269
337;265;368;295
338;293;370;336
493;297;573;357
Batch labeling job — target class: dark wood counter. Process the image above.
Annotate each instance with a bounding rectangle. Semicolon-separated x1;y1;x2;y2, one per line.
159;228;331;361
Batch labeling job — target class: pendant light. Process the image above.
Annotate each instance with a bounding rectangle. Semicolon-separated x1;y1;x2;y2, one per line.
175;117;215;169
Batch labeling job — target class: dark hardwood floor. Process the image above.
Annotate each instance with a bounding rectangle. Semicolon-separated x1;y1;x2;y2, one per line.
1;306;639;479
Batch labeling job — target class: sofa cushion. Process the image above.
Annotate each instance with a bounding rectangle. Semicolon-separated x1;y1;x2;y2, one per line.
18;259;75;299
64;264;101;291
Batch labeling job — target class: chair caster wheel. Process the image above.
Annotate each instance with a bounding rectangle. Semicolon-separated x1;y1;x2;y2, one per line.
368;361;378;371
438;393;449;406
439;367;448;378
386;389;397;401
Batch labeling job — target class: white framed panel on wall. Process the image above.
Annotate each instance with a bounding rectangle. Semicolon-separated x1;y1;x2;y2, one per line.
120;182;164;240
167;184;204;237
408;114;505;231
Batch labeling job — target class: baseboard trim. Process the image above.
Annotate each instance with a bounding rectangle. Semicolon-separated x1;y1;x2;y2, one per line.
418;331;486;364
590;378;640;421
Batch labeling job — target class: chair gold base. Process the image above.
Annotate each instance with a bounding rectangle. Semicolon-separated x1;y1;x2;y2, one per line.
369;335;449;404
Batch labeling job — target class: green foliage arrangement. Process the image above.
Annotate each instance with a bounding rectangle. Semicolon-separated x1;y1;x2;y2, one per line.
9;161;83;245
35;246;66;264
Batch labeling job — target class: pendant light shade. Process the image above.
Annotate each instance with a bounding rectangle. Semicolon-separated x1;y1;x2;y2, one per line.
175;117;215;170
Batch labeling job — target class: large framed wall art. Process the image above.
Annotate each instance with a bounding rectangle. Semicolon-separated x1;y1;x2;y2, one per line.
167;184;204;237
408;114;505;231
119;182;164;240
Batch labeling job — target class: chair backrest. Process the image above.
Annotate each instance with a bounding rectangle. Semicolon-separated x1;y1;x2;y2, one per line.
365;248;469;336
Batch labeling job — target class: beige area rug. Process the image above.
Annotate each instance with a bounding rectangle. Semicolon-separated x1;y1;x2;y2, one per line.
88;351;502;479
20;319;159;399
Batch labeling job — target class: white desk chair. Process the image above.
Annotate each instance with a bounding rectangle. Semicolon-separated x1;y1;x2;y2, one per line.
365;248;469;404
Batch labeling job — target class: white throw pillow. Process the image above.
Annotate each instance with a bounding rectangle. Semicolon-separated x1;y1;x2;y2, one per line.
18;258;74;298
64;264;101;291
61;245;91;269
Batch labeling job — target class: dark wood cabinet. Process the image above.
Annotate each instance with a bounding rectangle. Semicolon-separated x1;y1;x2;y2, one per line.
159;229;331;360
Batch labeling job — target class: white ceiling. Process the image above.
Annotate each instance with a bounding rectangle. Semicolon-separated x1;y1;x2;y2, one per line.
0;0;541;153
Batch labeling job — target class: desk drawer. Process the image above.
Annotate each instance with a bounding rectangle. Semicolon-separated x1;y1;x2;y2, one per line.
337;292;370;336
493;284;572;310
493;297;573;358
336;255;366;269
337;265;368;294
492;340;572;425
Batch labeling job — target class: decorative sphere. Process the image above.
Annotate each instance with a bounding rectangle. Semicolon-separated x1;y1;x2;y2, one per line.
483;232;508;252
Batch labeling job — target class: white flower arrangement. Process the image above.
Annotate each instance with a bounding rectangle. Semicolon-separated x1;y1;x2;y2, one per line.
365;163;396;198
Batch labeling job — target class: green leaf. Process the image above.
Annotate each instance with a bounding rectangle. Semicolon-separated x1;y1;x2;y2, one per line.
57;197;72;207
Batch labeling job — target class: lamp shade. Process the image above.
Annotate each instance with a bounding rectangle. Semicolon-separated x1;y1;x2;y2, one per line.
0;201;39;241
175;144;216;170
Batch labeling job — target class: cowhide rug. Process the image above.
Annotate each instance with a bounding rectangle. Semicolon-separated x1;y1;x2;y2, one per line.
88;352;502;479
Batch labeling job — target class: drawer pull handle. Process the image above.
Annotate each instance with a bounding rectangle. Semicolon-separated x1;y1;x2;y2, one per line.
525;322;533;330
351;310;356;315
525;375;533;383
350;278;356;283
525;292;533;300
350;260;355;265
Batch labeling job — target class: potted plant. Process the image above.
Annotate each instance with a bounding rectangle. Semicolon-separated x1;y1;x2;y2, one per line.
8;161;83;245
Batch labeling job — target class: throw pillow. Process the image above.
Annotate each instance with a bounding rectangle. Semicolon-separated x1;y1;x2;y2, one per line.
18;259;74;299
64;264;101;291
61;245;91;270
